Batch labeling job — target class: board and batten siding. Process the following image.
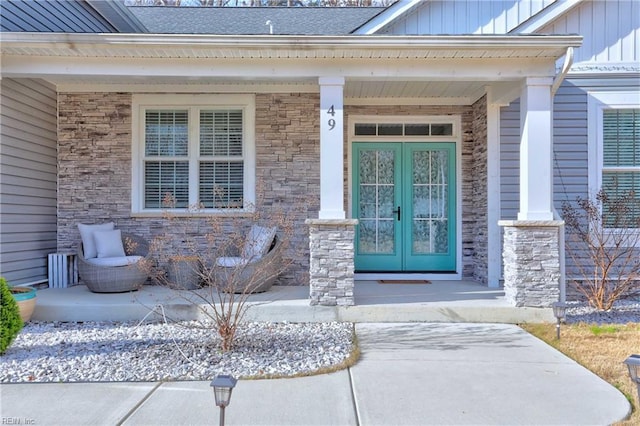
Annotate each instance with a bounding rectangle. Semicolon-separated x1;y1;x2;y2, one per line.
500;76;640;220
379;0;555;35
0;78;57;285
539;0;640;66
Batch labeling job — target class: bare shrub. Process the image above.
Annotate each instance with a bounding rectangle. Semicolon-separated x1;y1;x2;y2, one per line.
562;188;640;311
146;193;309;351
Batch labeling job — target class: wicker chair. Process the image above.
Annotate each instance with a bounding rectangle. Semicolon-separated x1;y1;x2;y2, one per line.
213;228;282;294
78;233;150;293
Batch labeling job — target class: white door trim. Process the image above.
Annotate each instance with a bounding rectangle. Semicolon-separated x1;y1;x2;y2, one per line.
347;114;462;280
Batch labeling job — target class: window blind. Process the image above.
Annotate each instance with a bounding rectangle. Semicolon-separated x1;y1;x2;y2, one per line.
602;109;640;227
144;161;189;208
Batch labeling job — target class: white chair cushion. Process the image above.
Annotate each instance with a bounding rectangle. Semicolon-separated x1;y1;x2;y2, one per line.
86;255;143;267
216;257;249;267
241;225;276;260
78;222;115;259
94;229;126;258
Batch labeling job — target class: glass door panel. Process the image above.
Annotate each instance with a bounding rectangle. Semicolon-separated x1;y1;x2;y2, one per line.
353;143;402;270
404;143;456;270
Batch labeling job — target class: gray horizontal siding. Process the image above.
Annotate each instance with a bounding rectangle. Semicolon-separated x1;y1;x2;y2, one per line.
500;75;639;217
0;0;118;32
499;103;520;219
0;78;58;285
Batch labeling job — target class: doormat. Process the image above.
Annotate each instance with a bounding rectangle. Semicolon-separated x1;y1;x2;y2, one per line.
378;280;431;284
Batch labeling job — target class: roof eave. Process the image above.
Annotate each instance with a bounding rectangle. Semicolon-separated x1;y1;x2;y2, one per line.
87;0;148;33
0;33;584;60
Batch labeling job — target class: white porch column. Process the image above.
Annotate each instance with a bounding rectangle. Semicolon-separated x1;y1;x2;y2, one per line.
498;77;563;308
518;77;554;221
318;77;345;219
486;100;502;288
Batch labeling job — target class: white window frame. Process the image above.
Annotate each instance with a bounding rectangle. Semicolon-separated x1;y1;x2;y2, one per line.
132;94;255;215
588;90;640;236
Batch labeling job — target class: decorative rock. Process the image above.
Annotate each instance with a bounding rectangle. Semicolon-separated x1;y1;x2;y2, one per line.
0;321;354;383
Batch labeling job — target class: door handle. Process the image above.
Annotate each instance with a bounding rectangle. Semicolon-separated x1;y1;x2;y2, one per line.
392;206;401;221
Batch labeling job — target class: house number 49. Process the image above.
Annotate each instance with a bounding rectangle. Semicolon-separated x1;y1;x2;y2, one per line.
327;105;336;130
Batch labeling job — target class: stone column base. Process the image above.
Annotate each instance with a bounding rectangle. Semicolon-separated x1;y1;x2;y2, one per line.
498;220;564;307
306;219;358;306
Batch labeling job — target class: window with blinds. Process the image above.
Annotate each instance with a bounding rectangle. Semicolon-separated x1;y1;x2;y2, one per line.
142;107;245;210
199;110;244;209
602;108;640;227
144;110;190;208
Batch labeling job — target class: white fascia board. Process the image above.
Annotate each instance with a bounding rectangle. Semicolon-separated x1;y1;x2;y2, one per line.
0;33;583;57
353;0;424;35
510;0;583;34
1;55;560;81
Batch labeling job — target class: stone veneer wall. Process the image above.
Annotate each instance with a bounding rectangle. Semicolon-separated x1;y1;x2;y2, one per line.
471;96;489;284
57;92;321;285
345;104;479;279
58;92;134;242
307;219;357;306
57;92;491;286
500;221;563;307
255;93;320;284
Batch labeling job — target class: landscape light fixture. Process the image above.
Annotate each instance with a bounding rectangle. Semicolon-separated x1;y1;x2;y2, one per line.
623;354;640;403
552;301;566;340
210;374;237;426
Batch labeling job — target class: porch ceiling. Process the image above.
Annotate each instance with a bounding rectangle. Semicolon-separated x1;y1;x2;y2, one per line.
1;33;581;104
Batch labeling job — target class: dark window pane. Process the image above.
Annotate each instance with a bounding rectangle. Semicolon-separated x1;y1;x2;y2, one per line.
405;124;429;136
378;124;403;136
430;124;453;136
355;123;377;136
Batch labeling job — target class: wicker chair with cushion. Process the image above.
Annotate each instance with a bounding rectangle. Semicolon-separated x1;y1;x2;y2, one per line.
213;225;282;294
77;224;149;293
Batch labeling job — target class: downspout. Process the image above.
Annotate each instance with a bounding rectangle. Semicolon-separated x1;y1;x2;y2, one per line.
551;47;574;303
552;47;573;97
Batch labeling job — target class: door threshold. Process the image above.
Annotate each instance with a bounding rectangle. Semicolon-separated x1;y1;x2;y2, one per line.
355;272;462;281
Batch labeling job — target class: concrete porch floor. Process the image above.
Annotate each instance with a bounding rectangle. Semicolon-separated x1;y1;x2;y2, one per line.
31;280;556;324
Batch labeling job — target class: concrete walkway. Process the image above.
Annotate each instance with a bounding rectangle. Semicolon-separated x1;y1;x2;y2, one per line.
0;323;630;425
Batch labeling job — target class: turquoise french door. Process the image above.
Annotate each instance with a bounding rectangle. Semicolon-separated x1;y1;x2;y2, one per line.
353;142;456;272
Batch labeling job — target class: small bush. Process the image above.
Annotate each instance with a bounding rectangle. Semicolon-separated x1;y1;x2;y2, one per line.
0;277;23;354
145;191;310;352
562;188;640;310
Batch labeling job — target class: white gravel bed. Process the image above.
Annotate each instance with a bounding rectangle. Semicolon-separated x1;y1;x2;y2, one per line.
565;299;640;324
0;321;355;383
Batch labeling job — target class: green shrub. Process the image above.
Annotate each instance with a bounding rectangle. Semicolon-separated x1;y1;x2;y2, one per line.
0;277;23;354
